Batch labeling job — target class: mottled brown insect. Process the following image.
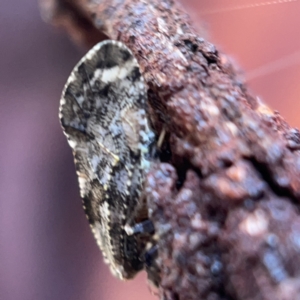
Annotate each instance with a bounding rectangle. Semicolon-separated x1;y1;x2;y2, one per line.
59;40;155;279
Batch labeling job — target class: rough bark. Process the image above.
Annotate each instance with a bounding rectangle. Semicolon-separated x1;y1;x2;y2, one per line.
40;0;300;299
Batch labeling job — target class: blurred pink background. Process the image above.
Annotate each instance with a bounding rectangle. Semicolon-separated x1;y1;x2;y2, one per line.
1;1;300;299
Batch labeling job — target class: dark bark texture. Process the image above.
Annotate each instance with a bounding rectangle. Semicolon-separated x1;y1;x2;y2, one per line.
40;0;300;299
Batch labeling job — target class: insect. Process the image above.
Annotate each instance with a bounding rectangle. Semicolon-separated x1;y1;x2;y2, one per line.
59;40;156;280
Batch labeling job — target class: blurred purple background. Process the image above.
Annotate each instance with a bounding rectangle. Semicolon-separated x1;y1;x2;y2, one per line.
1;1;300;299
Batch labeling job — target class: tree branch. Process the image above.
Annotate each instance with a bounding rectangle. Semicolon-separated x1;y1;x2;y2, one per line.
40;0;300;299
